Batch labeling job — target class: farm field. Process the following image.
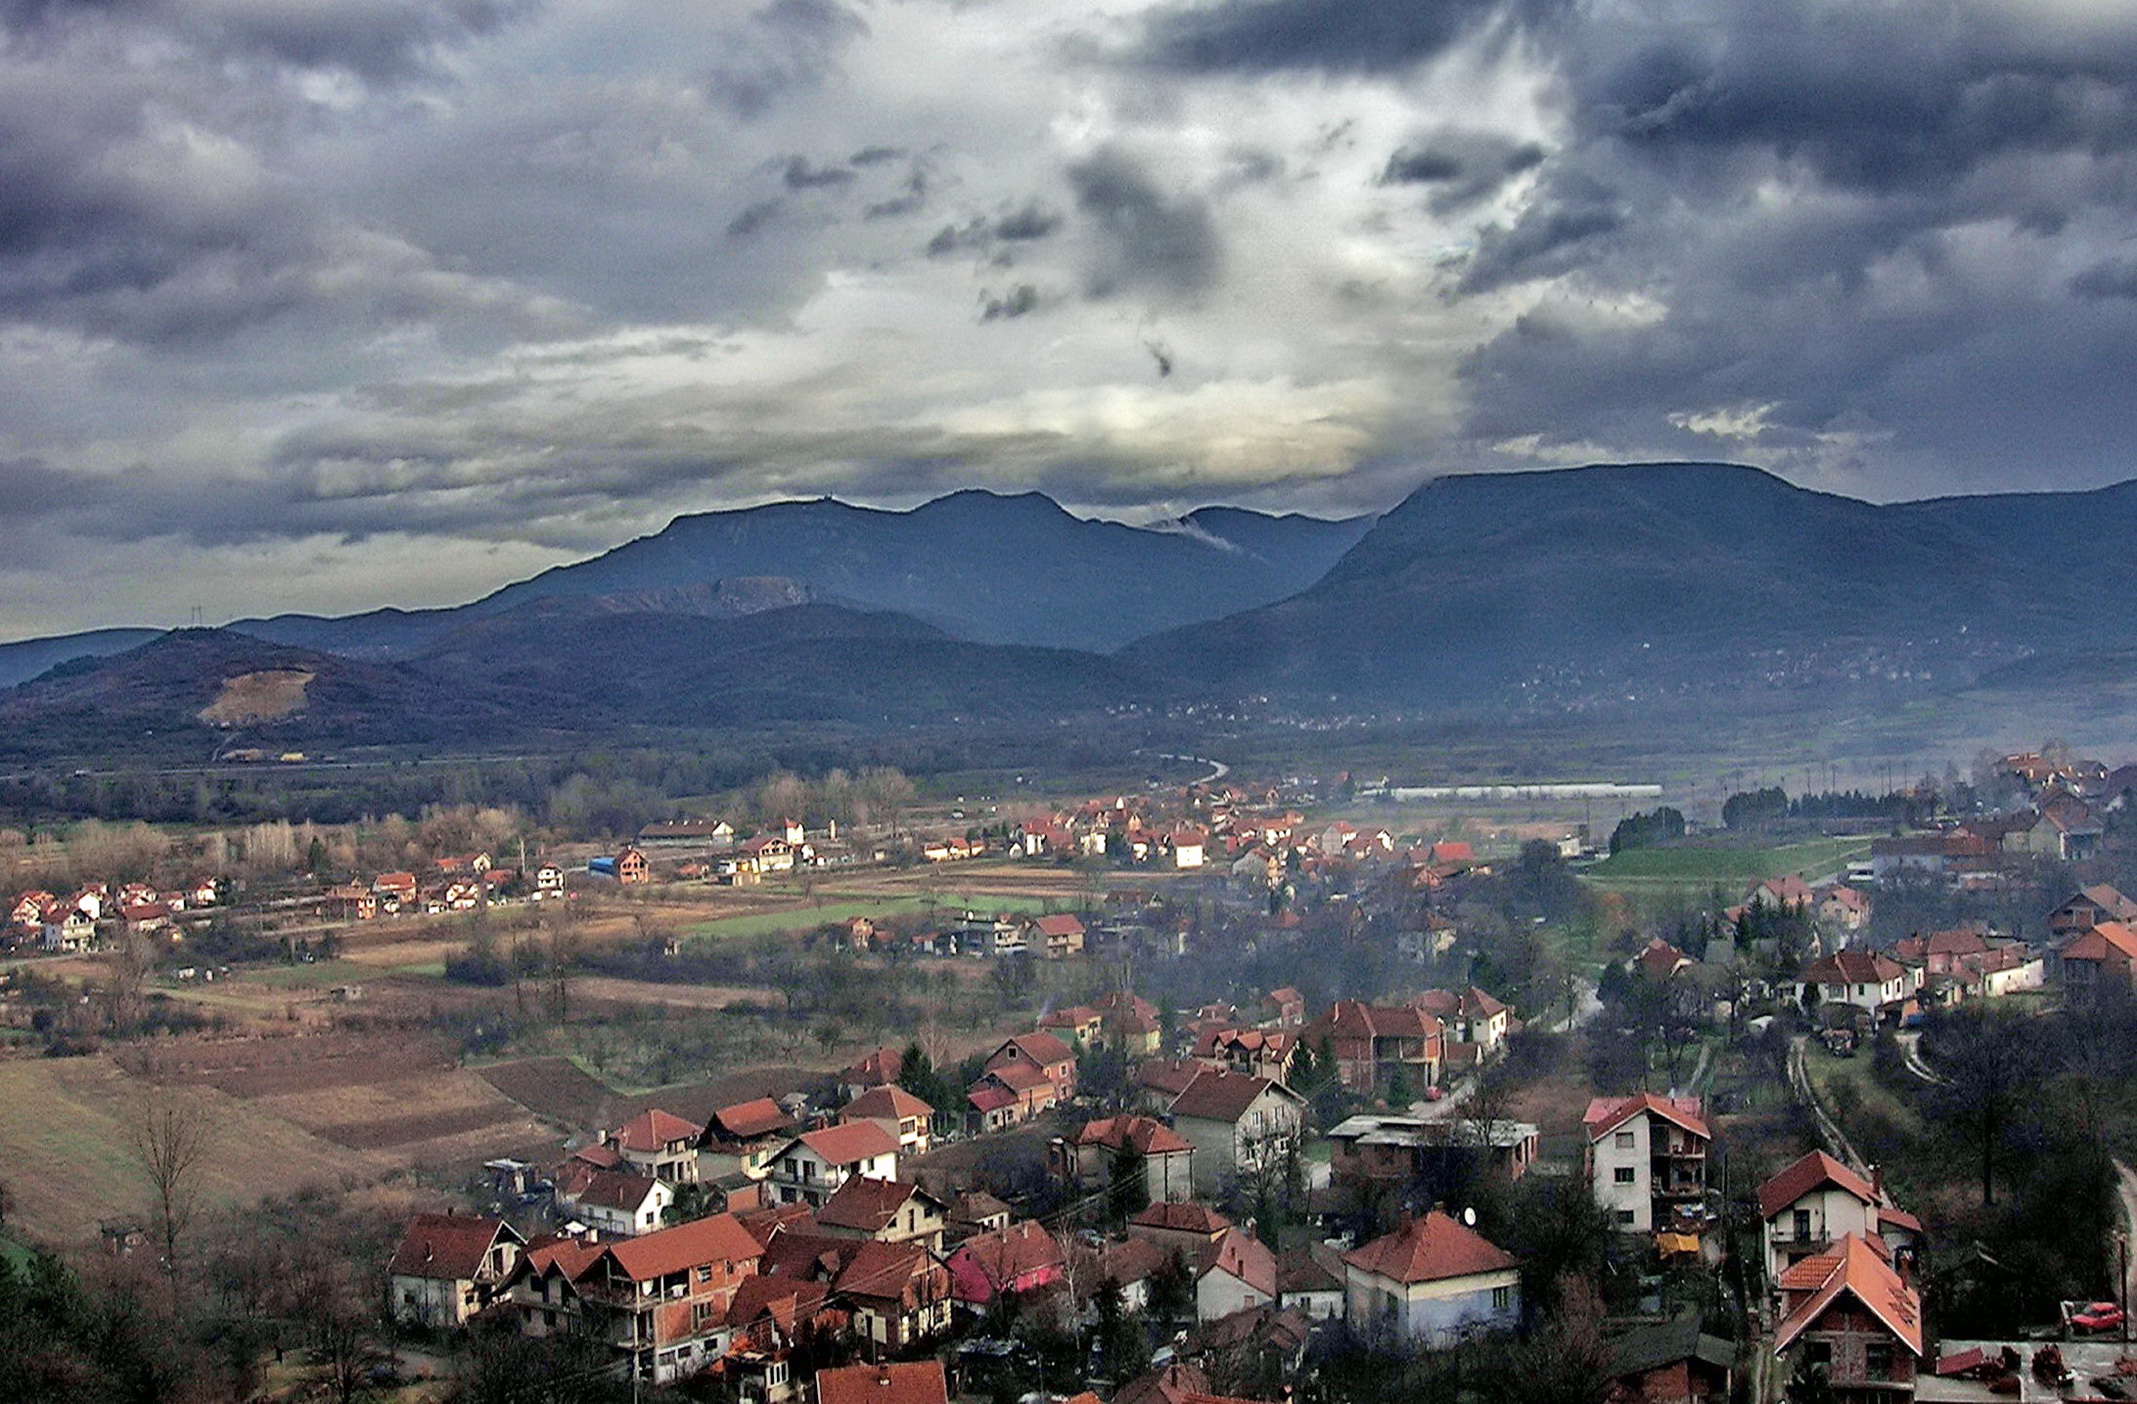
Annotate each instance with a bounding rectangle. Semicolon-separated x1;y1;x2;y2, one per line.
0;1055;389;1250
1582;836;1871;891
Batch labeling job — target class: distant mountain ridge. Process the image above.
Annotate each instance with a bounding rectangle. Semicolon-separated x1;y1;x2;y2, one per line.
1127;462;2137;708
11;464;2137;763
205;490;1369;660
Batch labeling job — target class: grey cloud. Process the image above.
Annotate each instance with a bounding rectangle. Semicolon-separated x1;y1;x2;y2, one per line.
1456;190;1622;295
850;145;904;167
0;459;110;519
2070;259;2137;300
994;202;1062;241
782;157;855;190
924;201;1061;256
1066;148;1218;299
703;0;868;119
726;199;782;238
980;284;1039;320
1571;3;2137;195
1381;131;1547;212
1137;0;1558;75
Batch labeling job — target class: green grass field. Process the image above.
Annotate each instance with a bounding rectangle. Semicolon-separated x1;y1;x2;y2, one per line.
1583;836;1871;891
0;1228;33;1271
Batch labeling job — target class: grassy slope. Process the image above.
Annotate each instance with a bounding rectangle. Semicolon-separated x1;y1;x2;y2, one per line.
1583;836;1871;890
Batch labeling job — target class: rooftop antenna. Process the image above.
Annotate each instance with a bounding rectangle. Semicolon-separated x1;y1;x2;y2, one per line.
189;605;203;628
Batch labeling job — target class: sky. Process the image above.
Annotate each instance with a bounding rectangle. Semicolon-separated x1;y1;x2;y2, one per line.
6;0;2137;639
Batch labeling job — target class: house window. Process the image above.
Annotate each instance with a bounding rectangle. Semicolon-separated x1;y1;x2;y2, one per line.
1614;1130;1635;1148
697;1265;713;1282
1805;1342;1831;1369
1865;1343;1893;1377
1613;1167;1637;1184
1491;1286;1512;1311
1792;1209;1812;1241
767;1362;789;1387
1615;1209;1635;1225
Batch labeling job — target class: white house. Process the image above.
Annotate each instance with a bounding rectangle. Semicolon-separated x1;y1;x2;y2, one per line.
766;1122;901;1206
1792;951;1916;1016
1342;1211;1521;1348
1165;1070;1307;1197
1756;1150;1919;1288
563;1169;673;1238
1582;1094;1710;1234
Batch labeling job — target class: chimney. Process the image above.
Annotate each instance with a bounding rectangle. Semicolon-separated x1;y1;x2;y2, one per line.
1870;1164;1885;1203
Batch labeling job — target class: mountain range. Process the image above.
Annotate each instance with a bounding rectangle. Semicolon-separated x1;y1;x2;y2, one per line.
5;464;2136;762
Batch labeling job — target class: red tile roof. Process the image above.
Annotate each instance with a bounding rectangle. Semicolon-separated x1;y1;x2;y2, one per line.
817;1176;935;1234
1755;1150;1879;1222
612;1107;702;1152
1135;1058;1206;1097
794;1120;900;1166
1582;1093;1710;1144
981;1061;1052;1094
830;1239;943;1304
1130;1202;1233;1236
707;1097;796;1141
602;1212;761;1281
1342;1211;1518;1286
388;1214;516;1281
816;1361;949;1404
2063;920;2137;962
1800;951;1908;986
572;1168;666;1212
1773;1234;1923;1357
953;1220;1065;1286
1075;1114;1193;1156
1034;914;1085;938
998;1031;1075;1067
1168;1070;1298;1124
842;1085;934;1122
1193;1227;1277;1297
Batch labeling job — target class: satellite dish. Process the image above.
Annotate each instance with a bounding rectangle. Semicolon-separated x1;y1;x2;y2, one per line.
1462;1207;1476;1227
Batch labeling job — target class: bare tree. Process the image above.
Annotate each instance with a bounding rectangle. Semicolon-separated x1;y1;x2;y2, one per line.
132;1096;214;1273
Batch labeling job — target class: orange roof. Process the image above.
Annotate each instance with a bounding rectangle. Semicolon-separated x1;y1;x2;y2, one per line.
1756;1150;1879;1222
1583;1093;1709;1143
1034;914;1085;937
981;1061;1052;1094
816;1361;948;1404
1342;1211;1517;1286
794;1121;900;1166
612;1107;701;1152
2064;920;2137;962
842;1085;933;1122
602;1212;761;1281
1773;1234;1923;1357
707;1097;796;1141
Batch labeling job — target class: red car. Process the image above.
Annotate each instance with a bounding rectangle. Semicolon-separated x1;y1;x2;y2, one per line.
2071;1303;2125;1334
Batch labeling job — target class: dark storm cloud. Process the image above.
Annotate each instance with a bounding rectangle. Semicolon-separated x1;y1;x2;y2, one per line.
2070;259;2137;301
703;0;868;120
980;283;1039;320
924;201;1061;257
1568;3;2137;194
2;0;526;80
1456;176;1622;295
1066;148;1218;299
1381;131;1547;212
781;157;855;190
0;459;109;518
1137;0;1555;76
